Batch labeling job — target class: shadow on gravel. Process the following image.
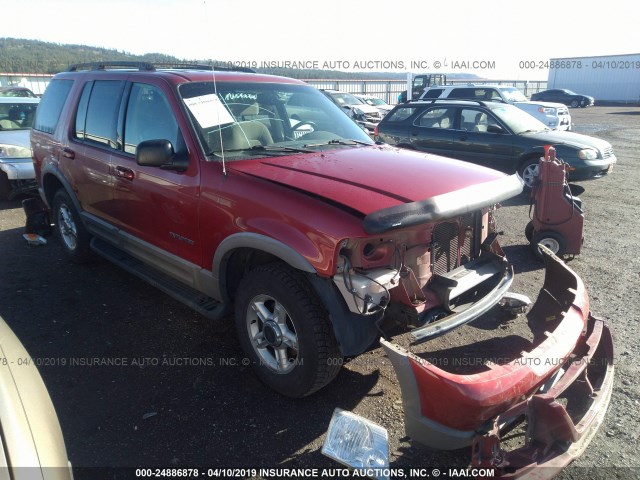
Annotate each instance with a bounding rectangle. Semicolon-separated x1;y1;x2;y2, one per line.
607;111;640;115
502;245;543;273
0;224;388;471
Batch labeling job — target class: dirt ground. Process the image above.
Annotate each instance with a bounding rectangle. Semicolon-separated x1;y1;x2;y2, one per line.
0;106;638;479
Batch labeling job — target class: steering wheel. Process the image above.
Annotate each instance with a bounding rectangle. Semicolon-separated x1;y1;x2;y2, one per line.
291;120;317;131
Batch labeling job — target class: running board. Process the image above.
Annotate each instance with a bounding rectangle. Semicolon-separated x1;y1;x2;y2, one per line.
90;238;229;320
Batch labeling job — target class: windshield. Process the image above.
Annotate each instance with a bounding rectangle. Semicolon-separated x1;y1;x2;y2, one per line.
0;101;39;130
562;89;577;95
179;82;373;160
489;103;549;134
501;87;528;102
362;97;386;106
328;92;364;106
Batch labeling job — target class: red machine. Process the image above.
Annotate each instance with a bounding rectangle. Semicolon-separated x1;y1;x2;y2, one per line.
526;145;584;259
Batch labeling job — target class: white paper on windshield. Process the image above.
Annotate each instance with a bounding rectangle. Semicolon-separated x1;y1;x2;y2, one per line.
183;94;234;128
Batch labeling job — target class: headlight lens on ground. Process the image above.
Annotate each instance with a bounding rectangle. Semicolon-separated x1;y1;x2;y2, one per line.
322;408;390;480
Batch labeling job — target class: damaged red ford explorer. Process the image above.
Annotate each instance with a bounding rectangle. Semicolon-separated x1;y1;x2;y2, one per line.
30;63;613;477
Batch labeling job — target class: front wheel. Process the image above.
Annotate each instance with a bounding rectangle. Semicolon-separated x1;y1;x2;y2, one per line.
570;99;579;108
234;263;341;397
52;189;93;263
518;159;540;189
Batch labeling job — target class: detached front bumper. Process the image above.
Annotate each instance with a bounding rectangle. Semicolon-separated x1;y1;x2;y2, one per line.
381;249;614;476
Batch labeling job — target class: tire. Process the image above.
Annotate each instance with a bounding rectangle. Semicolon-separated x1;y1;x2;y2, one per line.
518;158;540;190
234;263;341;397
531;230;566;259
52;189;93;263
525;221;535;242
0;171;12;200
570;99;579;108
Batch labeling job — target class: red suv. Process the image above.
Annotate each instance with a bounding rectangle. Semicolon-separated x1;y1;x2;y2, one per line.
31;62;522;397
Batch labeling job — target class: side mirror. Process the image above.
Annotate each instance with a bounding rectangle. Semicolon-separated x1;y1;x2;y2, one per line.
136;139;189;172
487;124;505;134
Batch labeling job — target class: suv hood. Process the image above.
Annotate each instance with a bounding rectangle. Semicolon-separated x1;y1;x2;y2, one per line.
514;101;568;110
0;129;30;148
348;103;379;114
229;146;520;218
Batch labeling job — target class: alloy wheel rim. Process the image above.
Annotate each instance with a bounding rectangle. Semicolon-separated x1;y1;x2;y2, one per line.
57;204;78;251
522;164;540;188
246;294;299;374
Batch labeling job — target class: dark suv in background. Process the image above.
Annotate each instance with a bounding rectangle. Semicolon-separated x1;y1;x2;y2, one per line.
31;62;524;397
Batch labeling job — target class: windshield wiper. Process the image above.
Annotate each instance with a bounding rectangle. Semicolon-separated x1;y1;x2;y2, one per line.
210;145;315;156
303;138;372;148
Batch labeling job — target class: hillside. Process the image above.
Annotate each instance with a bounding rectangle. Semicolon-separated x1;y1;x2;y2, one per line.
0;37;482;80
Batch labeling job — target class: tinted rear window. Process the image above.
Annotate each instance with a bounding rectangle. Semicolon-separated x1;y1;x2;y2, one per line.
385;107;417;122
33;79;73;134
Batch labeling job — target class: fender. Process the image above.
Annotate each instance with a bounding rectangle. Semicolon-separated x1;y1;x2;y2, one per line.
39;162;81;213
212;232;318;302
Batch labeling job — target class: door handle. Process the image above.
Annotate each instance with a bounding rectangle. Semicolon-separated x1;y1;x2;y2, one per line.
61;148;75;159
115;165;135;181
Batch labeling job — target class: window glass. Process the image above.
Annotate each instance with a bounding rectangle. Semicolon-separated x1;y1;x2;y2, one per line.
423;89;443;99
460;108;490;132
74;82;93;140
385;107;417;122
178;82;372;161
0;101;39;130
33;79;73;134
84;80;123;148
415;107;455;129
449;88;476;99
124;83;182;155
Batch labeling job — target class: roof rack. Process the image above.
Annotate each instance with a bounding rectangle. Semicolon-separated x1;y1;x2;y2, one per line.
66;61;256;74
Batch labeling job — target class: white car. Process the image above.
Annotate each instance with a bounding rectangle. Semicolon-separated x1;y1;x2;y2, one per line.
321;89;383;132
419;84;572;131
353;94;394;115
0;97;39;199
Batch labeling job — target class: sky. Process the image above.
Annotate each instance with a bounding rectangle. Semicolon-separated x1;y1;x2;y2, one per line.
5;0;639;80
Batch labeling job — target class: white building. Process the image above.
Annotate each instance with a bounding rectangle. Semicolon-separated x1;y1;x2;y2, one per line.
548;53;640;104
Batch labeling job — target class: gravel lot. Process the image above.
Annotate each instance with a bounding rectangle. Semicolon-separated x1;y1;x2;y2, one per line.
0;106;638;479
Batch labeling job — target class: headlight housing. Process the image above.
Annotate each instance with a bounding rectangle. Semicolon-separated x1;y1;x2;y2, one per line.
322;408;390;480
577;148;598;160
0;144;32;159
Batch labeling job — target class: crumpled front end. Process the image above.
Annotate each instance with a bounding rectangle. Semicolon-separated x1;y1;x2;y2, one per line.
381;248;614;477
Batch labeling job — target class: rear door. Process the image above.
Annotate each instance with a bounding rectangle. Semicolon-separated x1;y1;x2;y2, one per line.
69;79;125;221
409;106;455;156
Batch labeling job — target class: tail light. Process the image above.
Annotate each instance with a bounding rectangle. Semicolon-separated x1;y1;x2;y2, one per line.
373;125;379;136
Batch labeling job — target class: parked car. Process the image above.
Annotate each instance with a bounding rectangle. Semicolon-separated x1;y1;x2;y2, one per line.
320;89;383;131
32;62;526;398
0;315;73;478
420;84;572;130
375;99;615;188
0;86;38;98
531;88;595;108
0;97;39;199
353;94;394;115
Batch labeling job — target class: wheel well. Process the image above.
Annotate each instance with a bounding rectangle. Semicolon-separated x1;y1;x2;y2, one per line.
518;153;543;173
42;174;65;206
222;248;282;302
